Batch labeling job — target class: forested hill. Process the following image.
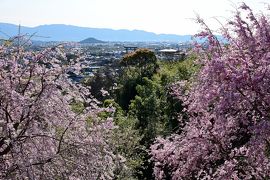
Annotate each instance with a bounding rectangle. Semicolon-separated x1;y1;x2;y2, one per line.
80;37;106;44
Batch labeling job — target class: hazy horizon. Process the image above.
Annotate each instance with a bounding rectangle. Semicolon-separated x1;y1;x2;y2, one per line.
0;0;267;35
0;22;195;36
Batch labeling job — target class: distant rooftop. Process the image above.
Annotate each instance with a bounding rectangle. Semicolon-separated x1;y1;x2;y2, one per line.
159;49;178;53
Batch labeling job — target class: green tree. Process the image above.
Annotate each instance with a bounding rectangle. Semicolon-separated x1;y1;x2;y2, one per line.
115;53;199;179
129;77;167;144
128;77;175;179
103;99;145;179
117;49;159;110
121;48;158;78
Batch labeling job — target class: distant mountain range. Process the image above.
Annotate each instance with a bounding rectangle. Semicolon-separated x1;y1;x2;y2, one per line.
0;23;194;42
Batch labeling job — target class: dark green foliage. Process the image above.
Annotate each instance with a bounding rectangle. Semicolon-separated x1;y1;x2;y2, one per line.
121;49;158;77
103;99;145;179
88;52;199;179
116;49;159;110
116;71;139;110
129;77;168;144
156;53;198;84
119;54;199;179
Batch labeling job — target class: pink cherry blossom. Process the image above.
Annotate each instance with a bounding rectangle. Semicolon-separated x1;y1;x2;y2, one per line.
151;3;270;179
0;46;122;179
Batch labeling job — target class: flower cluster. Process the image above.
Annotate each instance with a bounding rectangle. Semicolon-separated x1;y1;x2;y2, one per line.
0;46;121;179
151;4;270;179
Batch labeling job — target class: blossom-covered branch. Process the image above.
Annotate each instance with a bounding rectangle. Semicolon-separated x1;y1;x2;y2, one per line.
151;3;270;179
0;45;122;179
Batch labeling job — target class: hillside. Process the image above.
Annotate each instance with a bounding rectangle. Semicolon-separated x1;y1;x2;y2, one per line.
80;37;105;44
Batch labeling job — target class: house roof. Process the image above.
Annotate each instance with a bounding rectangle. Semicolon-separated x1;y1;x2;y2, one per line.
159;49;178;53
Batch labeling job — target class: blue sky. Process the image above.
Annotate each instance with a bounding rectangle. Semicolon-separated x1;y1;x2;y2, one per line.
0;0;267;35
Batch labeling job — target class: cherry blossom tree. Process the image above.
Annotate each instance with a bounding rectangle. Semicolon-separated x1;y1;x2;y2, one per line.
151;3;270;179
0;45;122;179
